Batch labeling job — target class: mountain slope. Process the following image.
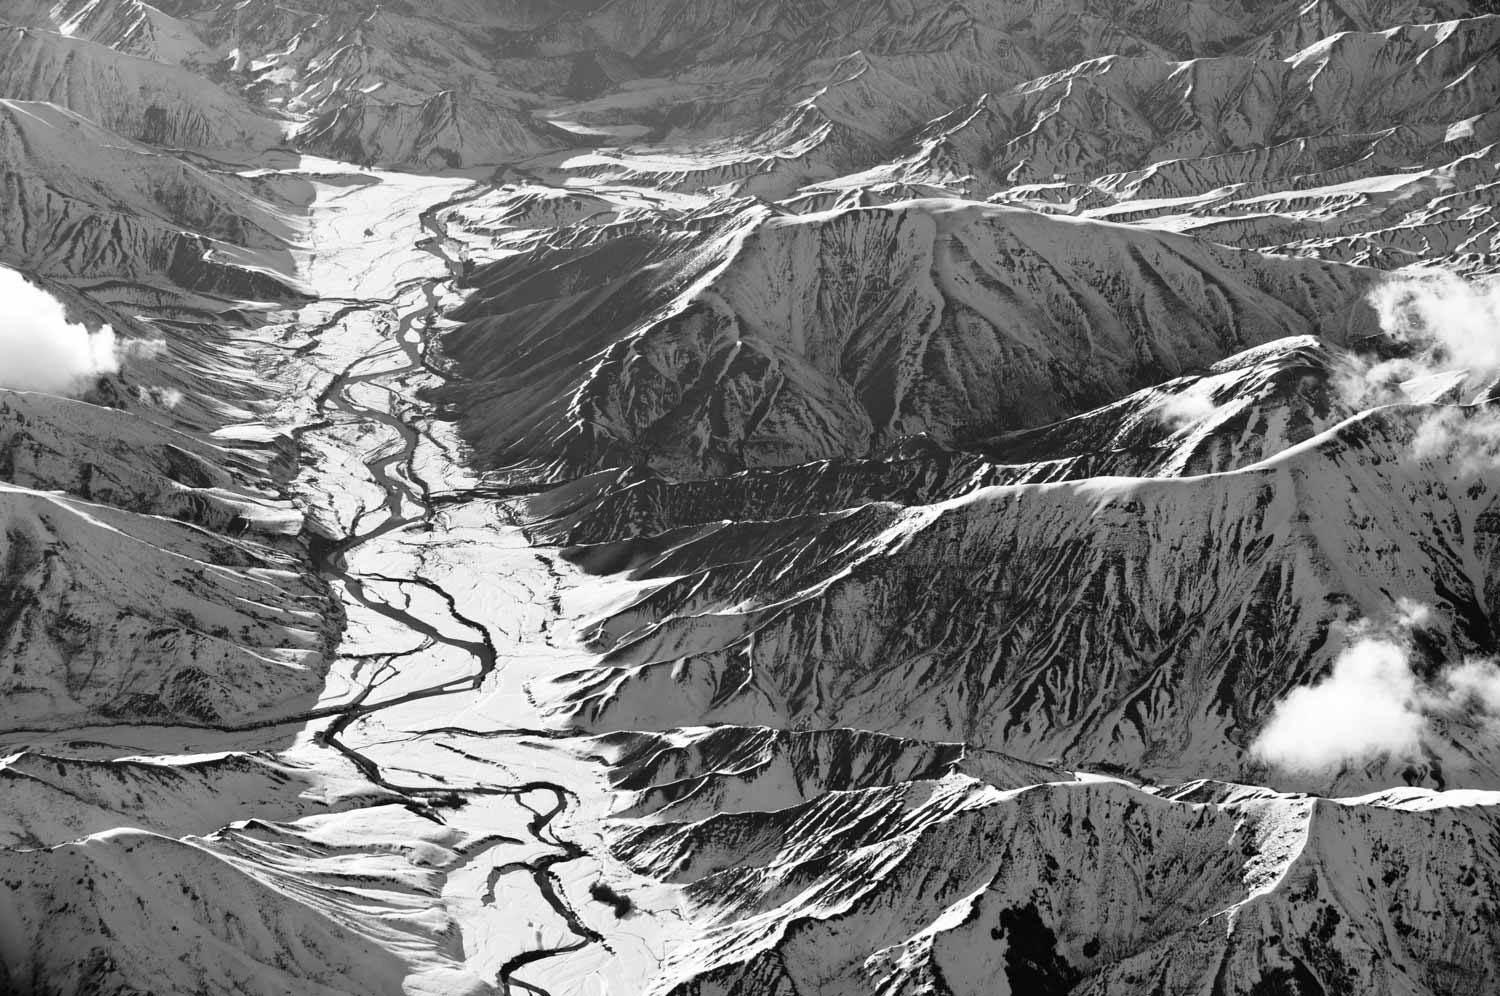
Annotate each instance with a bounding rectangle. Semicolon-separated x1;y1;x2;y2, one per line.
523;335;1357;547
1;2;1498;995
0;99;302;296
438;199;1373;480
0;24;282;150
554;404;1500;789
0;480;337;728
615;775;1500;996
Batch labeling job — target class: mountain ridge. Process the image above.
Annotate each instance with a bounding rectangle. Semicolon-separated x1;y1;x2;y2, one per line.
0;2;1498;994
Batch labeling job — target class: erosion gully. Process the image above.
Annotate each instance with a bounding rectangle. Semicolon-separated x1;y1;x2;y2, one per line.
295;182;604;995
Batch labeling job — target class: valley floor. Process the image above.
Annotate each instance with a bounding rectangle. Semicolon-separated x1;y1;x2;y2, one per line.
248;161;702;996
0;158;698;996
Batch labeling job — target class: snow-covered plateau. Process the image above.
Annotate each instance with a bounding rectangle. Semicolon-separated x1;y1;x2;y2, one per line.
2;2;1499;994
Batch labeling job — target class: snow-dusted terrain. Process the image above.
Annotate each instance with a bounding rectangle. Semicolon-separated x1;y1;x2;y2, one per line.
2;2;1500;995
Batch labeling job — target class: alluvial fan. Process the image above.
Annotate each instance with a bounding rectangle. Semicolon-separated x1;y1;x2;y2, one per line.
1;2;1499;995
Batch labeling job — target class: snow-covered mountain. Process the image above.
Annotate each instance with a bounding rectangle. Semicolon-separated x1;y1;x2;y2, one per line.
438;200;1374;479
553;403;1500;787
2;2;1499;995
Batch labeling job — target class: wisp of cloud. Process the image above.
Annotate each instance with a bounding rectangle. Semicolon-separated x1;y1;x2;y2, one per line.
1411;406;1500;478
1337;271;1500;408
0;266;119;396
1154;388;1219;430
1369;272;1500;379
1330;271;1500;480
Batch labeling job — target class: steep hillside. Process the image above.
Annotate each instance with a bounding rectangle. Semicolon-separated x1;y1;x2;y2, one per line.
0;25;281;150
523;336;1359;546
0;480;337;729
615;773;1500;996
0;99;301;295
438;200;1373;480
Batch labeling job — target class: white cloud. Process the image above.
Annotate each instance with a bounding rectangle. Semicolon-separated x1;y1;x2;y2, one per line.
1441;658;1500;715
1336;272;1500;409
1391;597;1432;630
1368;272;1500;377
146;385;185;409
1251;632;1426;774
0;266;119;396
1410;406;1500;478
1154;389;1219;430
1253;600;1500;775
